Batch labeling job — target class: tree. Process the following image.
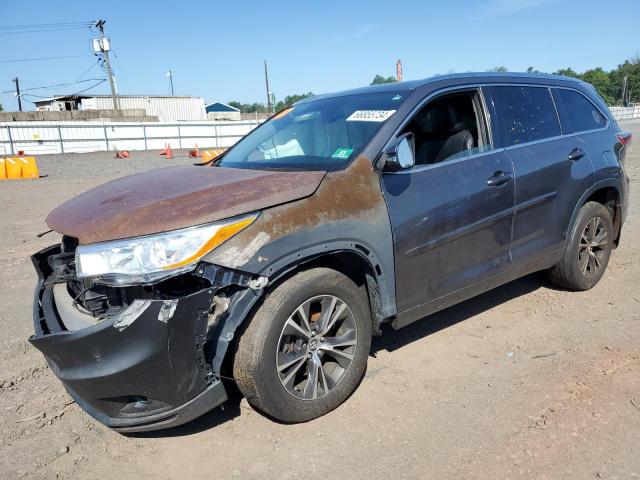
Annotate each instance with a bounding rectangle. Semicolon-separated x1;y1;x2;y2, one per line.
609;56;640;105
227;92;314;114
553;66;618;105
273;92;314;111
487;66;508;72
226;101;267;113
581;67;615;105
0;103;3;111
553;67;580;78
227;101;244;111
370;75;397;85
526;66;540;74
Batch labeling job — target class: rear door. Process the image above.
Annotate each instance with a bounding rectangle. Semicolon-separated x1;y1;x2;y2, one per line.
551;86;613;182
486;85;594;264
381;87;514;323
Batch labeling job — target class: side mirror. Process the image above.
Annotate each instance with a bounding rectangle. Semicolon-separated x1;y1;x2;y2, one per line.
383;133;415;171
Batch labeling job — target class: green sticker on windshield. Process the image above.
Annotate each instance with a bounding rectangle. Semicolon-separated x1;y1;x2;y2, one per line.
332;148;353;159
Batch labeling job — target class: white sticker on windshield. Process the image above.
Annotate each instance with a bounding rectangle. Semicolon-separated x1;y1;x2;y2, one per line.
346;110;396;122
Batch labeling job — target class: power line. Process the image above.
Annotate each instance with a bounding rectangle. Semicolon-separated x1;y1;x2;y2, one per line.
0;54;92;63
0;26;93;35
0;21;94;29
0;22;94;35
75;61;100;82
22;79;107;99
20;79;47;89
1;78;105;94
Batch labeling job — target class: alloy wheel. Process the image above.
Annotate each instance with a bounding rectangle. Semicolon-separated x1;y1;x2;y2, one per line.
276;295;357;400
578;216;608;278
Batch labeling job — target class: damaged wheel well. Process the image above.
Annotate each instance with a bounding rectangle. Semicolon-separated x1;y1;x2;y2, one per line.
208;248;388;381
305;252;384;332
220;250;385;379
264;250;386;335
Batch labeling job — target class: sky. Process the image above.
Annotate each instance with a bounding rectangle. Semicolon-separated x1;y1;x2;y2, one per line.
1;0;638;111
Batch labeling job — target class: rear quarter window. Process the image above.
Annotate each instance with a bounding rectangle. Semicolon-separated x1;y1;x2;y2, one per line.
552;88;607;134
489;86;561;147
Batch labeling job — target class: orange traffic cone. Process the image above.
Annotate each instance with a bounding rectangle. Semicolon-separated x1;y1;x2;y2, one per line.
160;143;173;159
188;143;200;158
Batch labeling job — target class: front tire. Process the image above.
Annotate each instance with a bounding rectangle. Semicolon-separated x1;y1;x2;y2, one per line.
549;201;614;290
232;267;372;423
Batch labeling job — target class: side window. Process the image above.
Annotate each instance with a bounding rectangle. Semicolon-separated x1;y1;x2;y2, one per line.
401;89;491;166
553;88;606;134
489;86;561;146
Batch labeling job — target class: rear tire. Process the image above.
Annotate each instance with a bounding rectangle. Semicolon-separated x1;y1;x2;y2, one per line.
232;267;372;423
548;201;613;290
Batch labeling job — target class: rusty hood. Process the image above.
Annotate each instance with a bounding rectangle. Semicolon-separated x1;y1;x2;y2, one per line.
46;165;326;244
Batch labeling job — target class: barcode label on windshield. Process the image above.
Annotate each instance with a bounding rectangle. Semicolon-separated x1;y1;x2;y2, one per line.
346;110;396;122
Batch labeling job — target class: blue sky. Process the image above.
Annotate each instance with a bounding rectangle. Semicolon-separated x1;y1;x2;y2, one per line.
1;0;638;110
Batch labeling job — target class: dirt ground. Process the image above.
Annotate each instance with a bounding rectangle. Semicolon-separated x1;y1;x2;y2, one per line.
1;123;638;479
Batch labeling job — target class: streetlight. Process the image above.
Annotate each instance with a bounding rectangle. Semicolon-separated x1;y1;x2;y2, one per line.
166;69;174;96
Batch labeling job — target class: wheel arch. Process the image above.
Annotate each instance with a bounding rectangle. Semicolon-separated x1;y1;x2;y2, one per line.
568;179;623;247
262;243;395;335
214;245;392;379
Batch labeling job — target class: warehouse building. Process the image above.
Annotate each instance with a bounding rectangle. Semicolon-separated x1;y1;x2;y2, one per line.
205;101;241;121
34;94;207;122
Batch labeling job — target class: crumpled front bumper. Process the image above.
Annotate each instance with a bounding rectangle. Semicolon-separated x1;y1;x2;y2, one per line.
29;245;228;433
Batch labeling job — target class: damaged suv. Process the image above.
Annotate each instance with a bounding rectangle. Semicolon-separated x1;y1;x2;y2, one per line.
30;73;630;432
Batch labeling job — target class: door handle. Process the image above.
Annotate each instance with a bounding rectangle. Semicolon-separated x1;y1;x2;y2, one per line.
568;148;586;161
486;171;513;187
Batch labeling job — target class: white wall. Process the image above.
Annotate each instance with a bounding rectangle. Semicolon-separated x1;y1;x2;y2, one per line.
81;97;207;121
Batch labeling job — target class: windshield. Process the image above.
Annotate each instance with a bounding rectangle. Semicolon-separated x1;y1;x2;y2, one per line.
218;92;406;171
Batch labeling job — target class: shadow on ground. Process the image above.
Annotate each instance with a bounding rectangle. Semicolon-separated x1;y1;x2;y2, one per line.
125;383;245;439
130;270;556;438
373;270;556;354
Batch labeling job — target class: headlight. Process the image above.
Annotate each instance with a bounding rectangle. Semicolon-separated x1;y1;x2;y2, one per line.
75;213;257;285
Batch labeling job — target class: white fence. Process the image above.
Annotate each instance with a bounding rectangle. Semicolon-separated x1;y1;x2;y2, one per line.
610;106;640;121
2;105;638;156
0;120;261;155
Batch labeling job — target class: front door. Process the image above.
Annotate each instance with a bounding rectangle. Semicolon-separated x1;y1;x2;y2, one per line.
380;88;515;325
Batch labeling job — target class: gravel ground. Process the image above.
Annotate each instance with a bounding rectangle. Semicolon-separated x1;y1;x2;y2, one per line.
0;122;638;479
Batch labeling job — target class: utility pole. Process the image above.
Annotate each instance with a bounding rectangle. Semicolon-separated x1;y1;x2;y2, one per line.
95;19;119;110
264;60;272;113
167;69;174;95
13;77;22;112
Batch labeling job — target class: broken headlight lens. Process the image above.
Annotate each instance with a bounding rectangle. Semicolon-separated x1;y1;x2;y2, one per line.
75;213;257;285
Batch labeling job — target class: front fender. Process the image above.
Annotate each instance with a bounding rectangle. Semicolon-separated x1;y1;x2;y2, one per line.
202;156;398;320
204;222;397;321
